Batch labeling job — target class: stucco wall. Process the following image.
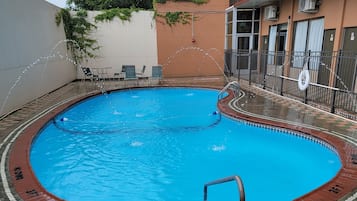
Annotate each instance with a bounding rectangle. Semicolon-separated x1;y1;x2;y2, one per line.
83;11;158;78
156;0;228;78
260;0;293;36
0;0;75;116
343;0;357;28
261;0;346;35
260;0;357;52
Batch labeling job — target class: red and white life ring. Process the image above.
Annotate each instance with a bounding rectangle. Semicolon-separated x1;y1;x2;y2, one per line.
298;69;310;91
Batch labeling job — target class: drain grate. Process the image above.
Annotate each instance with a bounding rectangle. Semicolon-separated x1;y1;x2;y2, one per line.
328;184;343;194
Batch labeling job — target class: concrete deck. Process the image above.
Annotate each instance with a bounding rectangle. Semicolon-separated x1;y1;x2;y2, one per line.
0;78;356;200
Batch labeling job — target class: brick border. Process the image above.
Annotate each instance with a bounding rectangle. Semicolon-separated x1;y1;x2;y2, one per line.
7;87;357;201
8;92;101;201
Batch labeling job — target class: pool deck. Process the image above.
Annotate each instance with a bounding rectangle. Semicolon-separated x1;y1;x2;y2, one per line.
0;77;356;201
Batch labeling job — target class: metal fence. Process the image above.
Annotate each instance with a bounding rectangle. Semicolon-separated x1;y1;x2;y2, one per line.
224;50;357;120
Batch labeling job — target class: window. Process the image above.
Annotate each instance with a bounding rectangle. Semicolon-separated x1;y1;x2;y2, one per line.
226;36;232;49
236;9;260;50
227;23;233;34
227;11;233;22
238;37;250;50
227;11;233;35
237;22;252;33
253;35;259;50
225;8;260;71
293;21;308;67
293;18;324;69
225;9;234;50
237;11;252;20
254;22;260;33
267;24;288;65
268;26;277;64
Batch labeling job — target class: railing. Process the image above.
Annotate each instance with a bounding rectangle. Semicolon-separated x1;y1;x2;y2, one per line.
218;81;240;100
203;175;245;201
224;49;357;120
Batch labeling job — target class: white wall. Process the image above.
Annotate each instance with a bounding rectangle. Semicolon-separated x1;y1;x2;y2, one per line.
81;11;158;78
0;3;159;117
0;0;76;116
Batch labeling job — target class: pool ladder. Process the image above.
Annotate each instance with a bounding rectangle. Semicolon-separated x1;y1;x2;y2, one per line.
218;81;241;100
203;175;245;201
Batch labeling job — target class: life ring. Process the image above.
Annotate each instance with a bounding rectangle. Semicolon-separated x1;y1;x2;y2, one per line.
298;69;310;91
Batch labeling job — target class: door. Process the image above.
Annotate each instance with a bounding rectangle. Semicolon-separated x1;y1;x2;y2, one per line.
276;30;286;65
317;29;335;86
338;27;357;91
236;36;250;72
261;36;269;74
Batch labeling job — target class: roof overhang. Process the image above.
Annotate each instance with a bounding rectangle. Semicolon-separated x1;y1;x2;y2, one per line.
234;0;278;8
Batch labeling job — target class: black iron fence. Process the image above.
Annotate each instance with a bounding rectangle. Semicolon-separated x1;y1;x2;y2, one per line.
224;49;357;120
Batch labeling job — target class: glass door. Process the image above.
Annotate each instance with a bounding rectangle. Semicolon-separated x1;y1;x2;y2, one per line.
237;36;251;71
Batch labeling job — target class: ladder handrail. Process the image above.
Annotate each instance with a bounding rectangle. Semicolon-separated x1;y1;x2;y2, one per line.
203;175;245;201
218;81;240;100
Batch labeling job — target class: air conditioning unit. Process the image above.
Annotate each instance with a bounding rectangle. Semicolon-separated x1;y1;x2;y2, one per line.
299;0;318;13
264;5;278;21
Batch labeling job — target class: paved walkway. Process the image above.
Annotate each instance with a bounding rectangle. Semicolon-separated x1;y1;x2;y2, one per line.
236;82;357;146
0;78;356;200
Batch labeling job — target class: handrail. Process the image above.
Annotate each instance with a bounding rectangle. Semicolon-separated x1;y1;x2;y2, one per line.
203;175;245;201
218;81;240;100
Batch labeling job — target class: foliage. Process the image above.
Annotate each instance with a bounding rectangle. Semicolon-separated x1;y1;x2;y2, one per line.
155;0;208;4
94;8;140;22
66;0;153;10
157;11;191;26
190;0;208;4
56;9;99;63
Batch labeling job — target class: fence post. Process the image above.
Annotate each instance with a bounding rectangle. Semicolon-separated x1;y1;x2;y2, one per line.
262;51;267;89
249;49;252;85
303;50;311;104
330;50;342;113
223;50;229;77
237;50;241;81
330;89;336;113
279;51;285;96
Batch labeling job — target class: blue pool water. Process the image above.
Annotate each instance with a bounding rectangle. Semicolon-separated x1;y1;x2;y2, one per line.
30;88;341;201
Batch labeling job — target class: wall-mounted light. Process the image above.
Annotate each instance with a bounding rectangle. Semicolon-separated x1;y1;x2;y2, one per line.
351;32;355;41
330;33;334;42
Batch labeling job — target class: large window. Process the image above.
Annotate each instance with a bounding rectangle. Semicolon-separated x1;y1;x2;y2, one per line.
225;9;233;49
267;24;287;65
225;8;260;72
225;8;260;50
268;25;277;64
236;9;260;51
293;18;324;69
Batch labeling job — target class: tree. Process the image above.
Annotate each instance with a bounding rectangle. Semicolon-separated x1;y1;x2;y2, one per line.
67;0;153;10
56;9;99;63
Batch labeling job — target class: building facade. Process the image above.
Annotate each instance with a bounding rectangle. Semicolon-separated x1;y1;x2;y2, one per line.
225;0;357;93
156;0;228;78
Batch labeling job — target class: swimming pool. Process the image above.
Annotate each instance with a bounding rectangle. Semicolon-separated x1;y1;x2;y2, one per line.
30;88;341;201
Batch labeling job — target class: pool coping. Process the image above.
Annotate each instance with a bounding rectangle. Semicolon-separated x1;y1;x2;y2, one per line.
5;86;357;201
7;91;101;201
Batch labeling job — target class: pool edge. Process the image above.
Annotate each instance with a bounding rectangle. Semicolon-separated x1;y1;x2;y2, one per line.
5;86;357;201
